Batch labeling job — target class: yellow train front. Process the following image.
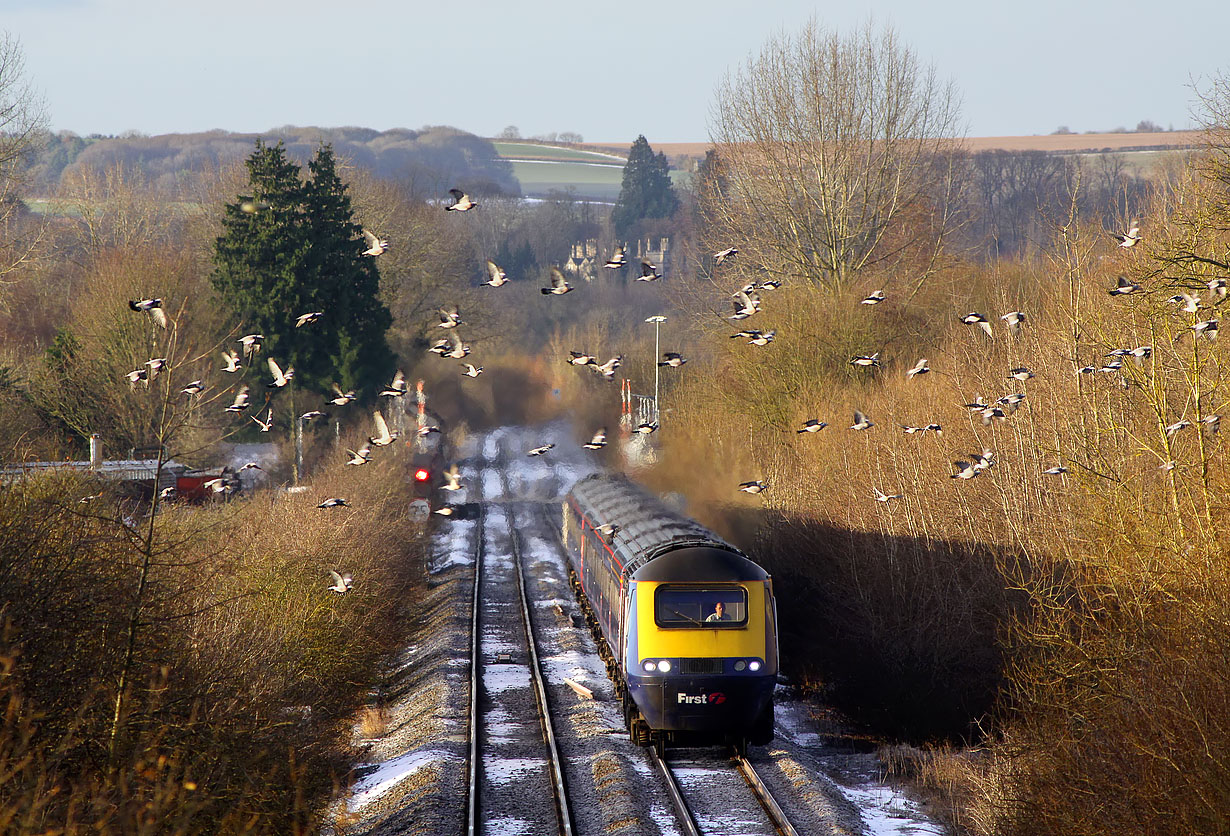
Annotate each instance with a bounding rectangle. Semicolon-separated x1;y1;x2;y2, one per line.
563;474;778;753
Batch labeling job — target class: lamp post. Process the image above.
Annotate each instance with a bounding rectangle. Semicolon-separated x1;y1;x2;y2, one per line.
645;315;666;423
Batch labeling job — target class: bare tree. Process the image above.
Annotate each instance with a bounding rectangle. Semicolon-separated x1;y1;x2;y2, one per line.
0;32;47;282
703;19;964;292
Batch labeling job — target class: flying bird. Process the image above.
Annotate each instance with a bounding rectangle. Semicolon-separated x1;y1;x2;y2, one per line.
483;259;509;287
1202;414;1221;434
583;428;608;449
327;570;353;594
300;410;328;422
317;498;349;509
238;334;263;358
951;461;981;480
369;411;396;447
1109;276;1140;295
861;290;886;305
1009;367;1035;380
1209;278;1228;299
1168;292;1201;313
758;279;782;291
713;246;738;265
461;363;483;378
729;289;760;320
417;424;441;437
659;352;687;367
125;368;149;389
592;356;622;381
251;408;273;432
905;357;930;379
1165;419;1191;436
330;384;356;406
850;411;874;430
361;229;388;256
797;419;828;433
632;422;658;434
1114;226;1141;247
238;462;262;473
569;351;596;366
129;298;168;328
1001;311;1026;334
295;311;323;327
266;357;293;388
542;266;573;295
604;246;627;269
596;522;620;543
440;333;469;359
962;312;994;337
637;261;662;281
436;305;462;329
220;349;242;373
738;480;767;494
225;385;250;413
873;488;903;503
445;188;477;211
850;352;880;367
345;442;372;466
181;379;204;396
748;330;776;346
1043;466;1069;475
381;370;407;397
441;464;463;491
1192;319;1220;340
527;443;555;457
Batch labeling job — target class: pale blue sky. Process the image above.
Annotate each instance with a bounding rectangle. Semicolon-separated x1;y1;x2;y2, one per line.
4;0;1225;141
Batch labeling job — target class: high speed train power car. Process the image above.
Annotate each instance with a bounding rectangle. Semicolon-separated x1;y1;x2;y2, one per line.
563;473;778;753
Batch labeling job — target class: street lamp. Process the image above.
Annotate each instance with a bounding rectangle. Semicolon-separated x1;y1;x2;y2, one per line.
645;315;667;423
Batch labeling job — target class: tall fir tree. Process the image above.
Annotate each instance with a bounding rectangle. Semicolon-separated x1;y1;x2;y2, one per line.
212;141;393;399
610;135;680;237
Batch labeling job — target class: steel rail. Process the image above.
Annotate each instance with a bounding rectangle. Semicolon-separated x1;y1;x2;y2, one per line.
735;754;801;836
465;482;485;836
504;492;576;836
648;749;702;836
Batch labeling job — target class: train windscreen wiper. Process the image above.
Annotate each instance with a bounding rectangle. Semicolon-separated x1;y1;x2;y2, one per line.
669;609;705;627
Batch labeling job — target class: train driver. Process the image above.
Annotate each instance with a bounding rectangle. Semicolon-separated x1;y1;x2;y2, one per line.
705;601;729;622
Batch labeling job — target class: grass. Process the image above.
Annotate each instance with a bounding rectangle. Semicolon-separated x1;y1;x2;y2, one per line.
492;141;625;162
506;160;624;200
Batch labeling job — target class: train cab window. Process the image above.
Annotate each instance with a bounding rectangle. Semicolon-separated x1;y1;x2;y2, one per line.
655;585;747;628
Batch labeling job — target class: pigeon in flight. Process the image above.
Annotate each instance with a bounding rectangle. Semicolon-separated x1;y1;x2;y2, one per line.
251;408;273;432
873;488;903;503
484;260;509;287
1114;226;1141;247
747;330;776;346
1209;278;1228;299
659;352;687;367
729;289;760;320
758;279;782;291
129;298;168;328
962;312;993;337
461;363;483;378
440;333;469;359
1009;367;1035;380
906;358;930;378
713;246;738;265
267;357;293;388
296;311;323;327
300;410;328;422
434;506;457;517
221;349;242;373
592;356;622;381
797;419;828;433
1192;319;1220;340
317;498;349;509
441;464;463;491
361;229;388;256
951;461;981;480
738;480;767;494
144;358;167;381
445;188;477;212
1043;466;1069;475
527;443;555;457
327;570;353;594
850;353;880;367
583;428;608;449
238;334;263;358
1109;276;1140;295
345;442;372;466
1168;292;1201;313
1202;414;1221;434
181;379;204;396
1001;311;1026;334
596;522;620;544
436;305;462;329
1165;419;1191;436
605;246;627;269
381;370;407;397
126;368;148;389
637;261;662;282
417;424;441;437
850;411;874;430
569;351;596;366
633;422;658;434
330;384;356;406
369;411;397;447
542;266;573;295
225;386;251;413
861;290;886;305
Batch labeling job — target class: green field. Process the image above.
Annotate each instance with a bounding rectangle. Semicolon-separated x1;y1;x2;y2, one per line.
492;141;626;163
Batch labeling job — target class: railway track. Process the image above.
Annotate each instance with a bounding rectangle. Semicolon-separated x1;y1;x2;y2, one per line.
651;747;803;836
464;454;574;836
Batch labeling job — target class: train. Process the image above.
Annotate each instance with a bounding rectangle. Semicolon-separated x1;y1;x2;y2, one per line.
562;473;778;754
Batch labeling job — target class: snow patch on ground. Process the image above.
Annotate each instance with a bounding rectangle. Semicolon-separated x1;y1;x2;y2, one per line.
347;748;458;812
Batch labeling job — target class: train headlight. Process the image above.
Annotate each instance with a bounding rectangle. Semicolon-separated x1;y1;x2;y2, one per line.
642;660;657;672
413;468;430;482
657;660;672;673
748;659;762;672
734;660;747;671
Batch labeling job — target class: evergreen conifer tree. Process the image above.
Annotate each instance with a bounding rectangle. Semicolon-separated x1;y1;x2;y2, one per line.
212;141;393;398
610;135;680;237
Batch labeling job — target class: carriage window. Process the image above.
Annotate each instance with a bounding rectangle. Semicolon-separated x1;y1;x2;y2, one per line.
655;585;747;628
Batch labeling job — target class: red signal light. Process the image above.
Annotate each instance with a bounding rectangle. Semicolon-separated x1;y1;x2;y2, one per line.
414;468;430;482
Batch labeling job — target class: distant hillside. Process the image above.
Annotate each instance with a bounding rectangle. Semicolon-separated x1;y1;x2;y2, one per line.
25;126;521;198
